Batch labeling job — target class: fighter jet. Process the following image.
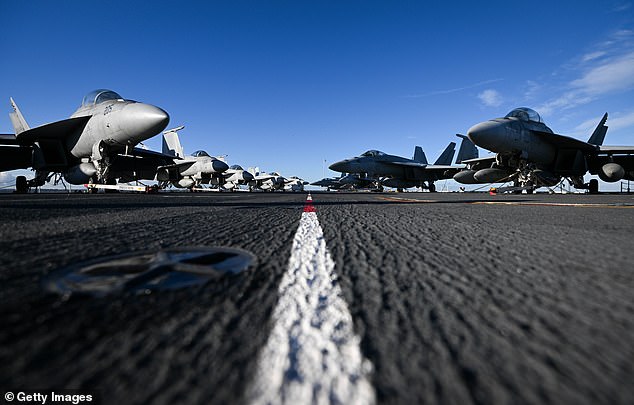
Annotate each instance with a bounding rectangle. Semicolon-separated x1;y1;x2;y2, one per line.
329;137;477;192
311;173;376;191
311;176;342;190
458;107;634;193
284;176;309;192
0;89;169;192
156;126;229;189
247;168;286;191
221;165;255;191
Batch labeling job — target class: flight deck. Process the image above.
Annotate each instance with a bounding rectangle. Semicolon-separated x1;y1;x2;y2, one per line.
0;192;633;404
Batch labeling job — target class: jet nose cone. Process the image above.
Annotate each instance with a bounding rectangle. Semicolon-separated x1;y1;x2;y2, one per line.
242;171;254;181
212;159;229;173
329;160;348;172
119;103;170;143
467;120;505;152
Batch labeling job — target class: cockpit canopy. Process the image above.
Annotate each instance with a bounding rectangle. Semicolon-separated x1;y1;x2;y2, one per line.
360;150;386;157
81;89;124;107
505;107;543;123
230;165;244;170
191;150;210;157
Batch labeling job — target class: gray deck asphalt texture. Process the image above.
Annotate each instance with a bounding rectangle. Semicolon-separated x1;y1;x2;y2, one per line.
0;191;633;405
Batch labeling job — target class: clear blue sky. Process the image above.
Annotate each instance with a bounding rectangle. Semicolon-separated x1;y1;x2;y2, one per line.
1;1;633;189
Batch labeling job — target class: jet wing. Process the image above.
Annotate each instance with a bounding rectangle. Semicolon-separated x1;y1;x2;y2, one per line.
0;134;18;143
156;158;196;171
459;155;496;171
381;161;461;171
15;116;91;143
254;174;275;181
421;164;463;170
0;144;33;171
532;131;597;152
109;147;179;181
460;156;496;164
597;146;634;154
382;161;428;168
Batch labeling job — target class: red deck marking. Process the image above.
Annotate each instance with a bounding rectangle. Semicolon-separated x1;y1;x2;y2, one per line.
304;194;316;212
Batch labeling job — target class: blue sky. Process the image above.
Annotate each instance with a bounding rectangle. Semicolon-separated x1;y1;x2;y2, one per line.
1;1;633;189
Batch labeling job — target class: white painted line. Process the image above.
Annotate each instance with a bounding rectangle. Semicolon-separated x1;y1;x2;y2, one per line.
248;206;375;405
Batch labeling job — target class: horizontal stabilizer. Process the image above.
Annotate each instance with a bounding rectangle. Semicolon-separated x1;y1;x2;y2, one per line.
433;142;456;165
461;155;496;164
16;116;91;143
587;113;608;146
0;144;32;171
455;134;478;163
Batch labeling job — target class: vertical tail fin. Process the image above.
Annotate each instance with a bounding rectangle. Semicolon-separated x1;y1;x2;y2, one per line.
433;142;456;165
162;126;185;158
413;146;428;164
587;113;608;146
9;98;30;135
455;134;478;163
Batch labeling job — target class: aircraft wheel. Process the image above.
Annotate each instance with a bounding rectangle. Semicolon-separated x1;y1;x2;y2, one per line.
104;178;118;193
15;176;28;194
589;179;599;194
397;188;404;193
429;183;436;193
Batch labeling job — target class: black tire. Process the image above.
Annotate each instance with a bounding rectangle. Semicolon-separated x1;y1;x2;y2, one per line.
15;176;28;194
104;178;118;193
589;179;599;194
429;183;436;193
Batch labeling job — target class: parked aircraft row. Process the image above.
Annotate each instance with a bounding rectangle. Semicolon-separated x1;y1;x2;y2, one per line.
2;90;632;194
0;90;307;193
322;108;634;193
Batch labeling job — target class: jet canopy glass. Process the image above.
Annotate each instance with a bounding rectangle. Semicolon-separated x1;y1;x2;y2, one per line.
230;165;244;170
81;89;124;107
505;107;543;123
191;150;210;157
360;150;386;157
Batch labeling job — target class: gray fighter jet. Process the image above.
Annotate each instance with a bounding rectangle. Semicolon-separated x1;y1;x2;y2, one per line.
458;107;634;193
0;89;169;192
311;173;376;190
284;176;309;192
329;138;477;192
247;168;287;191
221;165;255;191
156;126;229;189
